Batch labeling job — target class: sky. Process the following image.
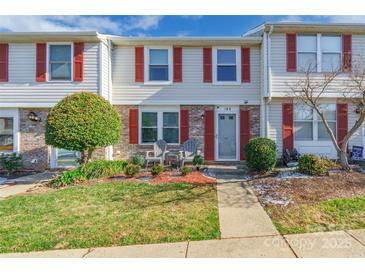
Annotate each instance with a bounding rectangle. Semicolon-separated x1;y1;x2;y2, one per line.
1;15;365;36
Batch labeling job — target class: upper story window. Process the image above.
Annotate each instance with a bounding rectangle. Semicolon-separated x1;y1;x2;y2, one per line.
144;47;172;84
296;34;342;73
297;35;317;72
321;35;341;72
48;44;72;81
213;47;240;84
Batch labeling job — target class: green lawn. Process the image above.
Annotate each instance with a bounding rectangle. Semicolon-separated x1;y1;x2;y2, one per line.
0;182;219;254
267;195;365;234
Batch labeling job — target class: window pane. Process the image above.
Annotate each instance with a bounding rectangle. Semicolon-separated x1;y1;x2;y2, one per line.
150;49;168;65
142;112;157;127
294;104;313;120
298;53;317;72
163;128;179;143
217;66;237;81
318;121;336;140
142;128;157;143
50;45;71;62
294;122;313;140
321;36;341;52
217;49;236;64
322;53;341;72
57;149;79;167
319;104;336;120
163;112;178;127
50;63;71;80
0;118;13;151
297;35;317;52
149;65;168;81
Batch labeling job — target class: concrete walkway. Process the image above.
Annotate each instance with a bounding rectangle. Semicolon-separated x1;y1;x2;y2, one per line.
0;171;56;199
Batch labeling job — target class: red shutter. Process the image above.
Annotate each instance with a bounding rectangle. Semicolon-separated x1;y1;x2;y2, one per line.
36;43;46;82
337;103;348;148
240;110;250;160
73;42;84;81
135;47;144;82
180;109;189;144
282;103;294;151
129;109;139;144
0;44;8;82
342;34;352;72
173;47;182;82
241;48;250;83
204;109;214;160
203;48;212;83
286;33;297;72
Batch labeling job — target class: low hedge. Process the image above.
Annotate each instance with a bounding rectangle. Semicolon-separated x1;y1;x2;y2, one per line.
49;160;127;188
298;154;327;176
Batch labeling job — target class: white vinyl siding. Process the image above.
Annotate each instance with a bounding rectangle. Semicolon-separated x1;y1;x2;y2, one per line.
100;40;111;100
267;100;283;156
0;43;99;107
112;46;261;105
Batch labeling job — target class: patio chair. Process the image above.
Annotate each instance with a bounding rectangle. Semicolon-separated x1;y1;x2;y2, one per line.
180;139;197;166
145;139;168;168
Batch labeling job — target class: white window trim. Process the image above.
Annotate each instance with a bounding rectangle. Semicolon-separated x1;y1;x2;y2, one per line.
294;103;337;142
139;106;180;145
0;108;19;154
212;47;241;85
296;34;342;73
144;46;173;85
46;42;74;82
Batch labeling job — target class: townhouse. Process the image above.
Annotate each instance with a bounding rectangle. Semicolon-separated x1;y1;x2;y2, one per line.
1;22;365;170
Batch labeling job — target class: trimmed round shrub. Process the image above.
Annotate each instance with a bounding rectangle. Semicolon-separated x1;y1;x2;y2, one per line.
180;166;190;176
124;163;140;177
45;92;121;164
244;138;277;172
132;154;145;167
193;155;204;170
298;154;327;176
151;164;164;176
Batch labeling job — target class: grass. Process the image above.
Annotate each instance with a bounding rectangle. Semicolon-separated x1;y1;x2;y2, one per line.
267;195;365;234
0;182;219;254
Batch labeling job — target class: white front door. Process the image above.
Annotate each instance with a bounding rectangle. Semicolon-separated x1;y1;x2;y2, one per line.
215;106;239;161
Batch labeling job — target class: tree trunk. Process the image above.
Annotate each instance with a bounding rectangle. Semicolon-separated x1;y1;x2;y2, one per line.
339;140;351;171
80;149;94;165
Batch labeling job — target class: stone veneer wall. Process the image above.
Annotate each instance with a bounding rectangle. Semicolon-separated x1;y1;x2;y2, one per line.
112;105;260;161
20;108;50;171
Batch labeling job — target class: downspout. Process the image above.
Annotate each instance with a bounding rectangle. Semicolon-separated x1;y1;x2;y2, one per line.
107;38;114;160
265;25;274;138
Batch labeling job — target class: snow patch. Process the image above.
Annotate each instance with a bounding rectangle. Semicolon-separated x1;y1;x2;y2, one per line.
0;177;7;184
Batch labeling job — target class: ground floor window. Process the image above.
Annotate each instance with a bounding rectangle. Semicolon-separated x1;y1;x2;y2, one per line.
0;117;14;152
54;148;80;168
140;108;179;144
294;103;336;141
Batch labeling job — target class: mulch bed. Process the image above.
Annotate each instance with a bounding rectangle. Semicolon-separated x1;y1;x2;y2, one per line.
250;170;365;207
105;170;217;185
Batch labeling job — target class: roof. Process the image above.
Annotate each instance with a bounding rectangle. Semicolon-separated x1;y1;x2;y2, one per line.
0;31;101;42
107;35;262;46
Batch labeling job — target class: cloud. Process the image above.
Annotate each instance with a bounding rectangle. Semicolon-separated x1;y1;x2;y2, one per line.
323;15;365;23
0;15;164;34
277;15;304;22
181;15;203;20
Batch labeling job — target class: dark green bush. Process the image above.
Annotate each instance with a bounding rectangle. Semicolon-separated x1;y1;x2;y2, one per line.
80;160;127;179
0;153;22;175
180;166;190;176
45;92;121;164
124;163;140;177
298;154;327;176
49;169;86;188
49;160;127;188
244;138;277;172
132;154;145;167
193;155;204;170
151;164;164;176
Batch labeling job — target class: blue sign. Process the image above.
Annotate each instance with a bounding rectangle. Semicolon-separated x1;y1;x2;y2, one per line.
351;146;363;160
